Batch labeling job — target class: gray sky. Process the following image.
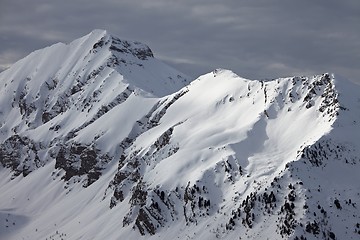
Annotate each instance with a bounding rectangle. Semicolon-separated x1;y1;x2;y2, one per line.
1;0;360;83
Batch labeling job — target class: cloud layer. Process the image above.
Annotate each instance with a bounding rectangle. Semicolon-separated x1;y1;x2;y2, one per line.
1;0;359;83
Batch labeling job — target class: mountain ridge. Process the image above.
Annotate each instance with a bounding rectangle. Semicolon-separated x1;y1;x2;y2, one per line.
0;30;359;240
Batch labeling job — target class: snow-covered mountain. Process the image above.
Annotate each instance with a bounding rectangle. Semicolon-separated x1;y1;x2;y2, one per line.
0;30;359;240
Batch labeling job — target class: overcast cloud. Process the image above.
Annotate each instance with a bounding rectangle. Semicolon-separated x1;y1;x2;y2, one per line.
0;0;359;83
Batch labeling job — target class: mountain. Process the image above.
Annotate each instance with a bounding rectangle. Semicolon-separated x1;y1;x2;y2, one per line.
0;30;359;240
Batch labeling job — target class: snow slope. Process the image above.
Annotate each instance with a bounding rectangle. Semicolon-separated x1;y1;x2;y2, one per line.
0;31;359;240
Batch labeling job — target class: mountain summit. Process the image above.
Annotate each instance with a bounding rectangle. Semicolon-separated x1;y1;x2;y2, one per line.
0;30;359;240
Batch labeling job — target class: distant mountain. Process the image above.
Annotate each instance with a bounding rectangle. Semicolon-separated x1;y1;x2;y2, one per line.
0;30;359;240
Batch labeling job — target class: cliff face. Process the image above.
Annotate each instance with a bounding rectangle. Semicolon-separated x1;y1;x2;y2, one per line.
0;30;359;240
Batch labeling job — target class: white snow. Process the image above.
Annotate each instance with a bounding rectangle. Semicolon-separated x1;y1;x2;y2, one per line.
0;31;359;240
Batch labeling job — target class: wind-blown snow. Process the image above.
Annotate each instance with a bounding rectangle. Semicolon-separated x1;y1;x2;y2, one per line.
0;30;359;240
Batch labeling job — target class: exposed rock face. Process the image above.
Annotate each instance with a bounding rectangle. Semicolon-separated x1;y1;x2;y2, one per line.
55;142;112;187
0;135;42;177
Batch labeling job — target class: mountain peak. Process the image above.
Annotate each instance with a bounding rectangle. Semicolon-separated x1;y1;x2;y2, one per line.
0;32;359;240
85;29;154;60
0;30;190;100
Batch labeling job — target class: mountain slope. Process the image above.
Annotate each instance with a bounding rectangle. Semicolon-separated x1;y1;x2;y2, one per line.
0;29;190;180
0;31;359;240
